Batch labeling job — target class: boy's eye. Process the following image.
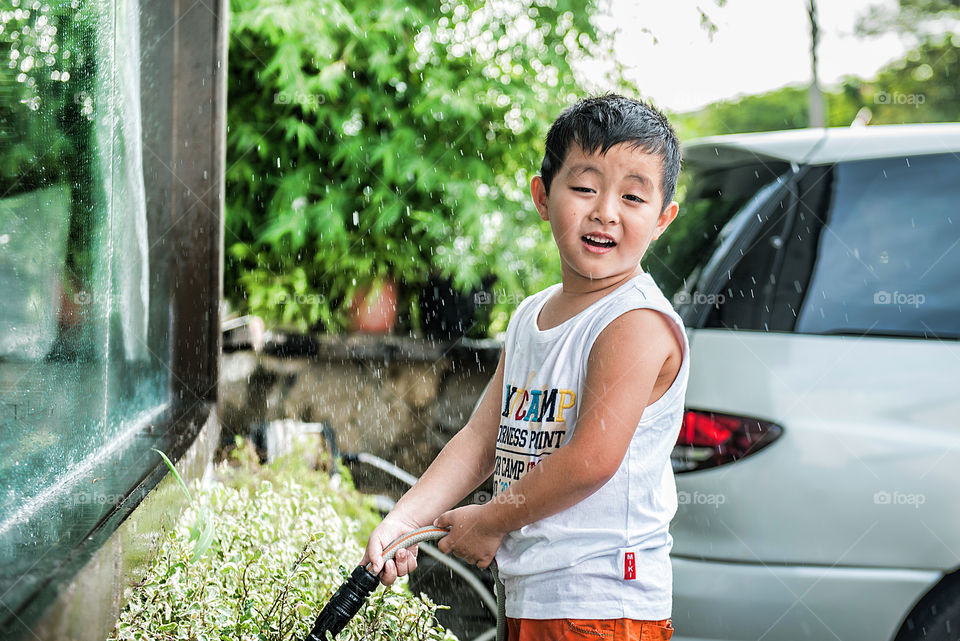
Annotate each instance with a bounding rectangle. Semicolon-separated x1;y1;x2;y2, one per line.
571;186;594;193
624;194;644;203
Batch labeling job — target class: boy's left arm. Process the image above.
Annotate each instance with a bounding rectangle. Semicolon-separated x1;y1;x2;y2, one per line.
435;308;680;568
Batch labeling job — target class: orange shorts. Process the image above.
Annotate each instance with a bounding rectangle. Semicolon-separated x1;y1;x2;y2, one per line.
506;616;674;641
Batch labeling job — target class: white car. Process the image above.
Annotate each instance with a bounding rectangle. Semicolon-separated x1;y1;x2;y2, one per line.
649;123;960;641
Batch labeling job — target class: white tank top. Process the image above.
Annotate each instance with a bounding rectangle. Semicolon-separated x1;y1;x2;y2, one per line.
493;271;690;620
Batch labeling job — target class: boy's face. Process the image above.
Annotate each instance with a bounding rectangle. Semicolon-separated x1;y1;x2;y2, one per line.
531;142;679;290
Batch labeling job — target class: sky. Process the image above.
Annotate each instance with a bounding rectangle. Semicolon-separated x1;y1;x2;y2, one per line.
580;0;909;113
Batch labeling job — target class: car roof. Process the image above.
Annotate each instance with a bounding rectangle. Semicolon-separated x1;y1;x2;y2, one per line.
684;123;960;167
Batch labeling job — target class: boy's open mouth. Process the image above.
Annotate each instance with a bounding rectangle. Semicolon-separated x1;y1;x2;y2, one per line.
581;233;617;248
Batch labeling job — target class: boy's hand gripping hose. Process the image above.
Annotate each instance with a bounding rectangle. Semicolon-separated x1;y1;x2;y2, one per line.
303;526;451;641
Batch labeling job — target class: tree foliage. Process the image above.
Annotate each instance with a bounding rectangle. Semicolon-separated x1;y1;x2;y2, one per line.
856;0;960;38
852;1;960;124
859;36;960;124
671;86;814;138
225;0;615;335
672;33;959;140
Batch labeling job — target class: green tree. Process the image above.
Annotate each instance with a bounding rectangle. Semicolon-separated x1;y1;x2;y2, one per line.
857;0;960;38
866;37;960;124
671;33;958;141
853;0;959;123
682;86;812;137
225;0;618;335
671;83;864;140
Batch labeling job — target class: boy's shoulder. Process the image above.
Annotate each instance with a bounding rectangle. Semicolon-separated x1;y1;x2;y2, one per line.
578;275;686;367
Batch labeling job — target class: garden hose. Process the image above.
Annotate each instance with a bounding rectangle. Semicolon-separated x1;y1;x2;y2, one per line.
304;526;455;641
289;429;506;641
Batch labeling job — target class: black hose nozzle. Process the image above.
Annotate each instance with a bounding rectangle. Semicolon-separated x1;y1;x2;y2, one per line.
304;565;380;641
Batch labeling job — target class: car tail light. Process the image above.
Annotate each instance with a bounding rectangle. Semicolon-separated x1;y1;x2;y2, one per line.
672;408;783;473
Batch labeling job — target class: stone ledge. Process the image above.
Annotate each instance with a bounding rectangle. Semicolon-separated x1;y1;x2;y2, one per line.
219;334;502;487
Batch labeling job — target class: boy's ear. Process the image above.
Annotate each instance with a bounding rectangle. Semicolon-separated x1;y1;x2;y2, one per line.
653;201;680;241
531;175;549;221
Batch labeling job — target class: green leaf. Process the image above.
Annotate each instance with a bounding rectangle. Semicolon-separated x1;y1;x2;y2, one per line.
190;508;217;561
153;448;193;504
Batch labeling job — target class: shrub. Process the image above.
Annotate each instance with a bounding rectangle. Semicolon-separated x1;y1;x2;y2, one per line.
224;0;617;335
109;442;454;641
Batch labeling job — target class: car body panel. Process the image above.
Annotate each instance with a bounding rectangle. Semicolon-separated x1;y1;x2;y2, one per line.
673;329;960;569
670;556;939;641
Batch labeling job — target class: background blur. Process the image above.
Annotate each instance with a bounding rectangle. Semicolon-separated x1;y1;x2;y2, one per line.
219;0;960;338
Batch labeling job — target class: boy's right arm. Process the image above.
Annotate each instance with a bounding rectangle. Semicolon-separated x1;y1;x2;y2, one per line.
362;349;505;584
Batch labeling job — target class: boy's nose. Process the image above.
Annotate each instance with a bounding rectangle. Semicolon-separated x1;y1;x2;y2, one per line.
591;196;620;225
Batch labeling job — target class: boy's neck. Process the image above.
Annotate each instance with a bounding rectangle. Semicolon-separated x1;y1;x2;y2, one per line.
557;263;646;299
537;263;647;332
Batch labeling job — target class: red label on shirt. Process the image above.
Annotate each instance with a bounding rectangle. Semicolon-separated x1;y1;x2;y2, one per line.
624;552;636;580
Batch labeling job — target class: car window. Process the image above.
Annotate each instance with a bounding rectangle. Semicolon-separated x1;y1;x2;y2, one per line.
790;153;960;339
702;181;796;331
646;159;790;301
703;152;960;338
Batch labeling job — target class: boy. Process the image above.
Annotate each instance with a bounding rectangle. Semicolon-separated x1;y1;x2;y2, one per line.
363;93;687;641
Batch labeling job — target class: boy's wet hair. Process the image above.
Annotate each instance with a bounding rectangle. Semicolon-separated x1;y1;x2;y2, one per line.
539;93;681;210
